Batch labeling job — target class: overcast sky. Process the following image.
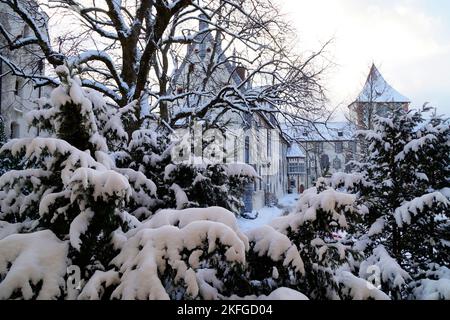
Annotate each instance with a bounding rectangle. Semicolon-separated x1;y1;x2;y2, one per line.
278;0;450;119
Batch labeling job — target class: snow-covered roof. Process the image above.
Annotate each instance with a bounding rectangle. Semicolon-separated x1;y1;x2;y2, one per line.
283;121;356;142
355;64;410;103
287;143;305;158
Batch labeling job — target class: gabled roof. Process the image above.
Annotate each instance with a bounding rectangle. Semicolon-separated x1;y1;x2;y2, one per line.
171;16;244;87
283;121;356;142
287;143;305;158
355;64;410;103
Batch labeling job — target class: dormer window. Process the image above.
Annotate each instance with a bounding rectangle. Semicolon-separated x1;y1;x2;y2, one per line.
338;131;344;137
177;87;183;94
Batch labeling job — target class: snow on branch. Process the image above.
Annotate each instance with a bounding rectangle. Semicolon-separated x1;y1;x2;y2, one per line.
69;167;132;203
0;230;68;300
359;245;411;290
0;137;105;180
69;50;128;96
111;221;246;300
412;265;450;300
326;172;366;191
394;192;450;228
78;270;120;300
395;134;438;162
271;187;362;234
246;225;305;275
224;163;259;179
137;207;248;249
335;271;390;300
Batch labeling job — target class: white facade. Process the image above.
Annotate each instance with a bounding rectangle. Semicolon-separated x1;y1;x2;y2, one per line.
0;0;46;139
171;18;289;212
287;143;307;193
287;122;357;188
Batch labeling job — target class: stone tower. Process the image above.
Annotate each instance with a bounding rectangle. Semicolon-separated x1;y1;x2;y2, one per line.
348;64;410;129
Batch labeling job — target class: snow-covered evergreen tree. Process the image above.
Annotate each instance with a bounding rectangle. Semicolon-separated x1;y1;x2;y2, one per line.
230;178;390;300
119;125;257;215
0;67;305;300
270;181;389;299
0;67;156;298
354;106;450;299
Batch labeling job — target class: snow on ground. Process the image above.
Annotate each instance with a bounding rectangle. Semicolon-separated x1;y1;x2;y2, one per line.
238;194;300;232
278;193;300;208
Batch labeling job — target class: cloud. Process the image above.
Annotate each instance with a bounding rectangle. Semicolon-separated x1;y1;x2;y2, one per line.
278;0;450;117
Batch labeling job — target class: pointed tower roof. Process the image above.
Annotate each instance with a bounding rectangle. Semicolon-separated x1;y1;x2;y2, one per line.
171;14;244;87
356;64;410;103
287;143;305;158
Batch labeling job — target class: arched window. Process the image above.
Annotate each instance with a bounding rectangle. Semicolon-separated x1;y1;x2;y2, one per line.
10;122;20;139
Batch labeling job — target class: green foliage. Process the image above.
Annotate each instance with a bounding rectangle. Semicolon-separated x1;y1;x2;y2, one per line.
356;106;450;297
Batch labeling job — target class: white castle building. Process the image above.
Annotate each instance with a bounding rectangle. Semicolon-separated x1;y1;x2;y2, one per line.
171;17;289;212
0;0;47;139
286;122;357;190
286;64;410;191
1;5;412;210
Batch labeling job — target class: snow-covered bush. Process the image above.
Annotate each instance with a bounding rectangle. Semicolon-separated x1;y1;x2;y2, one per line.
359;245;411;296
77;206;284;300
117;125;257;215
163;161;257;214
0;230;68;300
242;225;305;297
268;185;372;299
111;220;246;300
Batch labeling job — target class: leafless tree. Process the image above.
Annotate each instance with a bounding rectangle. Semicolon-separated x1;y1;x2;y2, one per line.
0;0;331;137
